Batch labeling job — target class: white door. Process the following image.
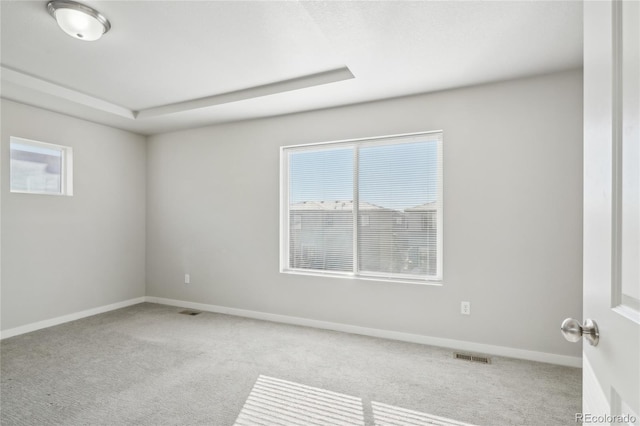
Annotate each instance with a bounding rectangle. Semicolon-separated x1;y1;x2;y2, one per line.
582;0;639;424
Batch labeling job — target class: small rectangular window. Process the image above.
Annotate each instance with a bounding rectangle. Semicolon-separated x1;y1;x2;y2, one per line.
10;137;73;196
281;131;443;284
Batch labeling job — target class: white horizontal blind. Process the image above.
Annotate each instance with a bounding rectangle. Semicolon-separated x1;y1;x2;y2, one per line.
282;131;443;282
287;146;355;272
358;135;442;279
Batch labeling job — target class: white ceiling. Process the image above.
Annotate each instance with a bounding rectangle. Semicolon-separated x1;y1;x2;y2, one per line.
1;1;583;135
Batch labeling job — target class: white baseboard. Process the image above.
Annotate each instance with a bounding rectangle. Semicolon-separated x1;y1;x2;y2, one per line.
0;295;581;368
145;296;582;368
0;297;146;340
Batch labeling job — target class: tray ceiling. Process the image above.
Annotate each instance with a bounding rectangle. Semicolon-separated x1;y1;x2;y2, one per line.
0;1;582;135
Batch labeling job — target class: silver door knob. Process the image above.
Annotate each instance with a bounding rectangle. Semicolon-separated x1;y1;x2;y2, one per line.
561;318;599;346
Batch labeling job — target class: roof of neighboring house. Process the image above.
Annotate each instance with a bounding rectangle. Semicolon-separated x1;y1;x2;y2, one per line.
404;202;438;212
290;200;395;212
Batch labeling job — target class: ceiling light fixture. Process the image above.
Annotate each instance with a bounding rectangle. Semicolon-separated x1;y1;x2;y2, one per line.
47;0;111;41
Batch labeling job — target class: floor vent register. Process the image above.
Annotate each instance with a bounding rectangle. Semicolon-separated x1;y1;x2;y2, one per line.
453;352;491;364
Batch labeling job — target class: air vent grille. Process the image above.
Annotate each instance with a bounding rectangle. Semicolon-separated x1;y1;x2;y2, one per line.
179;310;201;316
453;352;491;364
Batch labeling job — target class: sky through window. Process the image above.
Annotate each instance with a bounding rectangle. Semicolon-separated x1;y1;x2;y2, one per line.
289;141;438;211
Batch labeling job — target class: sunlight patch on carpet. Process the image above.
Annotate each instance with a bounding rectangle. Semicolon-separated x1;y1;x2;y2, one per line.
234;375;365;426
372;401;475;426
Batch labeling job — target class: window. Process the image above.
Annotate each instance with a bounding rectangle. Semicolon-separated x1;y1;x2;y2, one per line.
10;137;73;196
281;131;443;283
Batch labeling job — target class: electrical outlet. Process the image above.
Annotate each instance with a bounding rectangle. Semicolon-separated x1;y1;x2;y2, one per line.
184;274;190;284
461;301;471;315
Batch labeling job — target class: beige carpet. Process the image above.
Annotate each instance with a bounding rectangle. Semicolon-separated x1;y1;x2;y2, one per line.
1;303;580;425
235;375;365;425
235;375;475;426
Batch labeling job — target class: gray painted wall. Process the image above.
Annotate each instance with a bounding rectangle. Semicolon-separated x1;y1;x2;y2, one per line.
146;69;584;357
1;100;146;330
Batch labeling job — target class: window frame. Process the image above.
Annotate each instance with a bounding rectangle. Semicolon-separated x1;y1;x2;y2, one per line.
9;136;74;196
280;131;443;285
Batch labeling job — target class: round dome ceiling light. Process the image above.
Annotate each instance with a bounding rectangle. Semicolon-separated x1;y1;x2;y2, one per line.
47;0;111;41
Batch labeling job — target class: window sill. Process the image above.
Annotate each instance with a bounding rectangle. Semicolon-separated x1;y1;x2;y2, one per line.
280;269;443;287
10;190;72;196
